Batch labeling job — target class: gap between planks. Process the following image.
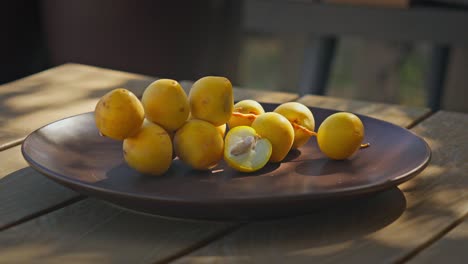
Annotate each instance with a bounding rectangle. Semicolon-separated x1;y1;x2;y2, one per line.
156;222;247;264
0;137;25;152
396;211;468;264
0;195;85;232
406;110;434;129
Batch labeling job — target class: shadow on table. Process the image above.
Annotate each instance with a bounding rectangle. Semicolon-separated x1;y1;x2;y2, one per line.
169;187;409;263
248;186;407;239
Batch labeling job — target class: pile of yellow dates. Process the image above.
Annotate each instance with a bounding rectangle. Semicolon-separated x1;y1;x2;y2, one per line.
95;77;367;176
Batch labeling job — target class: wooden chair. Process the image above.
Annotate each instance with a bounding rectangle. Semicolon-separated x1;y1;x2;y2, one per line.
244;0;468;110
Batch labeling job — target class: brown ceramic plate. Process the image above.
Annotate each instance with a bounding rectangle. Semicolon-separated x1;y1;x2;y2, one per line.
22;103;430;220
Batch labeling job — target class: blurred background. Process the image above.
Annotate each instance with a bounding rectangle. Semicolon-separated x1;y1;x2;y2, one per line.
2;0;467;112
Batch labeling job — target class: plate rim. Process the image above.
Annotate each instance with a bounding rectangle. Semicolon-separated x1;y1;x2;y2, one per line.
21;106;432;205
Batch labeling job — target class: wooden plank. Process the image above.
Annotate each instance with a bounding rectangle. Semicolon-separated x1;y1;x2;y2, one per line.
0;146;80;230
244;0;468;44
173;111;467;263
0;63;155;147
409;218;468;263
0;198;235;264
297;94;430;127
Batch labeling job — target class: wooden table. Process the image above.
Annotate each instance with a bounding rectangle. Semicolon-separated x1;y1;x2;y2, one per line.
0;64;466;263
